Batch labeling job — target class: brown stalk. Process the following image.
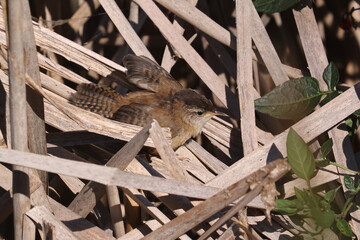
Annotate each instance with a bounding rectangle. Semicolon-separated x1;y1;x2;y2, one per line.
5;0;32;238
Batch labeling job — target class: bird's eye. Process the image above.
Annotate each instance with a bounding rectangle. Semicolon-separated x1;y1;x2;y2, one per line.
197;111;203;116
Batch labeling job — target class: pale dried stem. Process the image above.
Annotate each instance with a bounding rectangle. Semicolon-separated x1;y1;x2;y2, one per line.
106;186;125;238
99;0;153;60
142;159;290;240
68;123;152;217
236;0;257;155
68;0;101;31
22;0;49;196
6;0;32;238
149;120;194;182
0;148;221;199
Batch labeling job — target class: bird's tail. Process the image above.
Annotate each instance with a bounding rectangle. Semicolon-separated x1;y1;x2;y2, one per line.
70;83;122;119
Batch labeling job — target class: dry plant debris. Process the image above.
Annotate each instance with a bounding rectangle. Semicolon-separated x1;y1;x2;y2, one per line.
0;0;359;239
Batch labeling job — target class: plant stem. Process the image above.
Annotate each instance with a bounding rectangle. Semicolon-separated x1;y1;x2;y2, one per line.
319;90;334;95
329;162;359;175
342;198;354;219
306;179;312;193
306;179;320;208
341;188;359;218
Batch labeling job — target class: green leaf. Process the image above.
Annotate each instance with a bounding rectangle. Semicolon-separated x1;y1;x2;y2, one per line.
357;180;360;191
308;192;322;209
315;158;330;168
255;77;322;119
254;0;300;13
336;219;354;237
320;199;330;209
345;117;354;129
320;91;340;106
287;128;315;181
345;117;356;137
354;109;360;117
310;208;335;228
276;199;300;215
323;62;339;91
321;138;333;159
344;175;355;190
294;187;307;204
324;186;341;203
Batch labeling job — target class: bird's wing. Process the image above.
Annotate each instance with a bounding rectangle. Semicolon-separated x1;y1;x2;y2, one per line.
112;103;153;126
112;102;172;127
123;54;183;94
70;83;122;118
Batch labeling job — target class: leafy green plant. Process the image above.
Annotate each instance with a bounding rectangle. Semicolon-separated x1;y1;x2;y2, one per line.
255;62;340;119
276;128;356;238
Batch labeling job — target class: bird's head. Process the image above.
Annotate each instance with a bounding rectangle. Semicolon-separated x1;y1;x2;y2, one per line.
171;89;224;133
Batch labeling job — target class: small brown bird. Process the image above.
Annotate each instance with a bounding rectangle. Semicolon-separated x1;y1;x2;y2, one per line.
71;54;221;149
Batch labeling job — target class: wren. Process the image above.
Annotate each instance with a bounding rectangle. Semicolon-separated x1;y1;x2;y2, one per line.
70;54;220;149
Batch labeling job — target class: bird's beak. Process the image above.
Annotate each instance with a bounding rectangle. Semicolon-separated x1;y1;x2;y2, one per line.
204;111;227;118
214;110;227;117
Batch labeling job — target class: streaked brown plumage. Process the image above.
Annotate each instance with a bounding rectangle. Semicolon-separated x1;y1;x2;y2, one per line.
70;54;219;149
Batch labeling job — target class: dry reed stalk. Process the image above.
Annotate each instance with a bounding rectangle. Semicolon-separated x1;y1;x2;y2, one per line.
5;0;32;238
149;120;193;182
249;3;289;85
155;0;295;85
155;0;236;50
236;0;257;155
26;206;79;239
99;0;154;60
122;188;192;240
283;164;338;198
48;197;115;239
293;5;328;90
21;0;50;213
142;159;290;240
68;0;101;31
185;140;228;174
0;170;42;225
0;148;221;199
0;8;127;75
160;0;199;72
68;123;152;217
106;185;125;238
0;0;356;238
247;215;294;239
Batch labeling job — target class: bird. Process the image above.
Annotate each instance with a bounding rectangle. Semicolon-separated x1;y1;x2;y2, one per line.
70;54;222;149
